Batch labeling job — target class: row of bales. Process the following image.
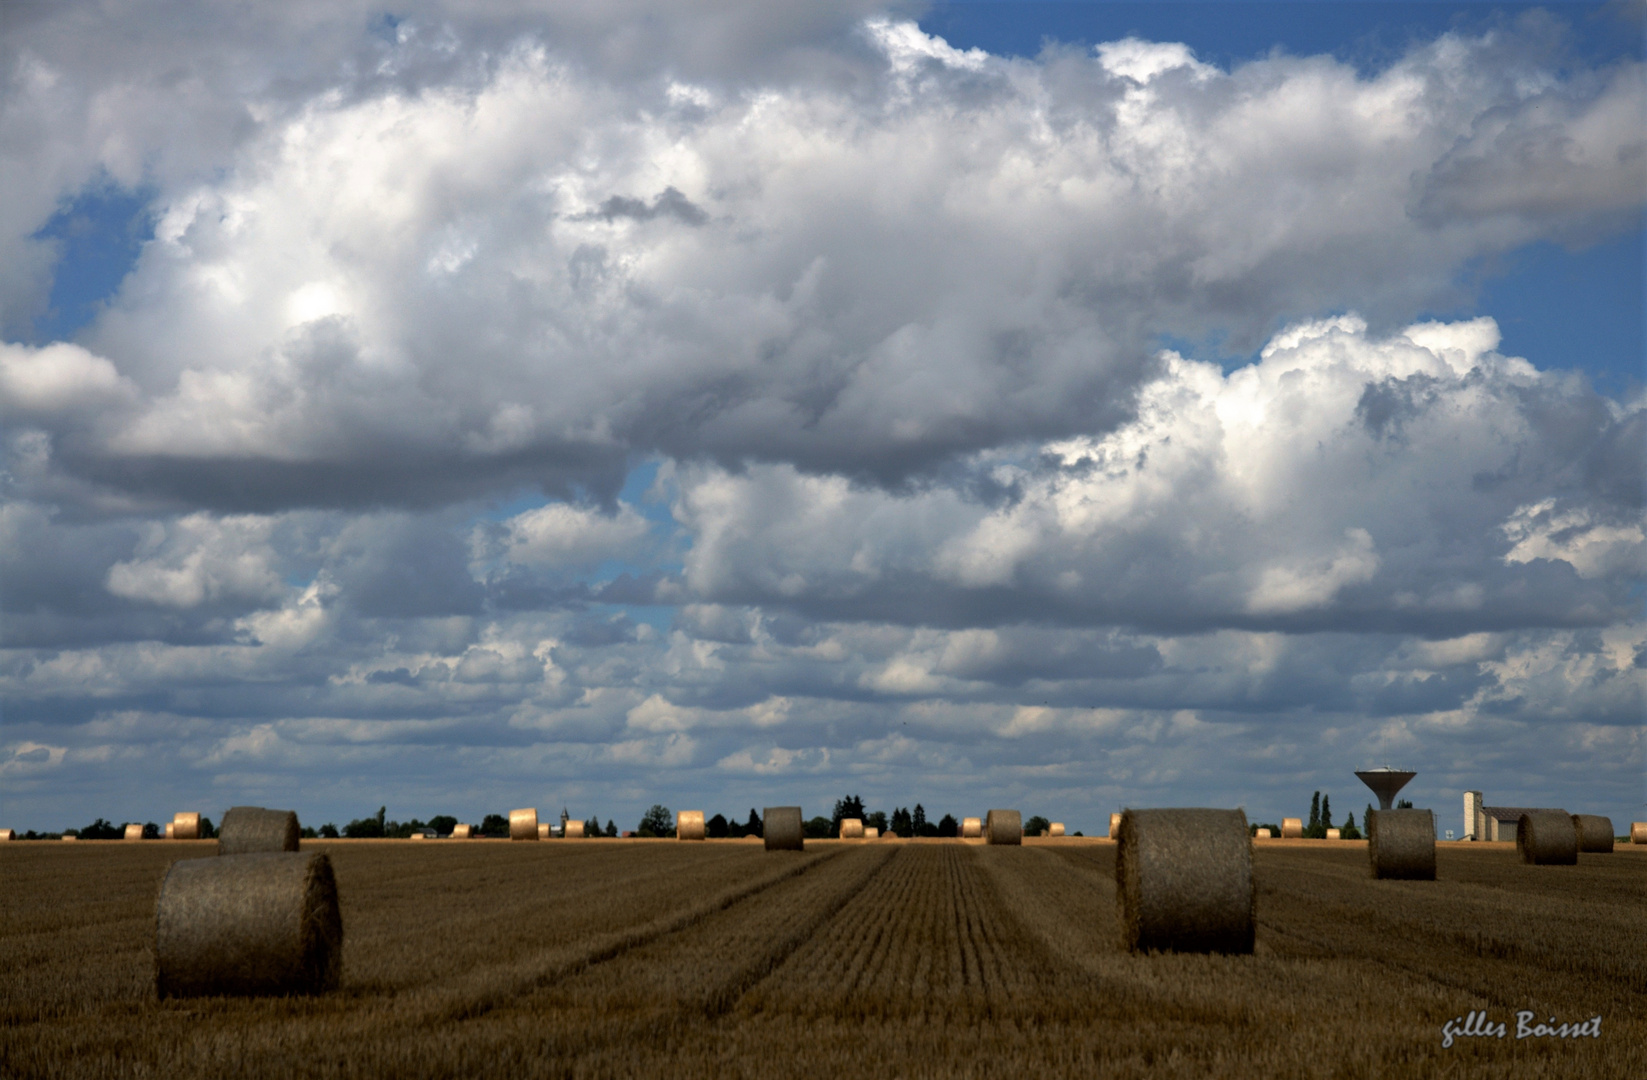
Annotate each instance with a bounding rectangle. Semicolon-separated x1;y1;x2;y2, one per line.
49;797;1635;1003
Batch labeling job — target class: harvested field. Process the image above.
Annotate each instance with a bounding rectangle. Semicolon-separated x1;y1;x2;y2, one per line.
2;839;1642;1078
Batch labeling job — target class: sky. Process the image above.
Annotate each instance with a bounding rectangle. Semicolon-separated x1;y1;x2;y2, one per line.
1;0;1642;837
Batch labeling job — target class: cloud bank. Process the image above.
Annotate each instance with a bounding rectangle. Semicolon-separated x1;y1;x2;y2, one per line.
1;4;1641;833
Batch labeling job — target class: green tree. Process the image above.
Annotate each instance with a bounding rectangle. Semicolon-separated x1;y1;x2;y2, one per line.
804;815;831;839
479;813;510;837
345;807;388;838
866;810;888;835
78;818;121;840
319;823;340;838
1321;794;1332;832
142;822;161;839
937;813;958;837
913;804;928;834
637;805;673;837
1396;798;1413;809
605;820;618;837
890;807;912;837
428;815;458;835
831;795;866;836
745;808;762;838
586;815;601;837
198;816;217;839
1308;791;1321;833
1024;815;1051;837
706;813;729;838
1341;811;1361;840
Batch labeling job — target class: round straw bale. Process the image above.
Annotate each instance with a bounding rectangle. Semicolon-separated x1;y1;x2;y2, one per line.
172;813;201;841
985;809;1022;845
450;824;471;839
0;828;14;841
1049;822;1066;837
1115;808;1253;954
154;851;342;998
677;810;706;840
125;823;145;841
509;808;539;841
1367;808;1435;880
410;831;428;840
563;819;585;839
1255;828;1272;839
218;807;300;855
1325;827;1340;841
1517;810;1577;865
961;817;982;839
536;823;550;839
61;834;78;841
1570;814;1614;853
763;806;804;851
863;827;879;839
1109;812;1121;838
838;817;864;839
165;822;175;839
1280;817;1303;839
1632;822;1647;844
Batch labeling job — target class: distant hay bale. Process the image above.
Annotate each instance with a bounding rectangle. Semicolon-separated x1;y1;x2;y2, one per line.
172;813;201;841
1115;808;1253;954
1281;817;1303;839
154;851;343;998
1255;828;1272;839
1571;815;1614;853
165;823;175;839
839;817;864;839
1367;808;1435;880
985;809;1022;846
1325;827;1340;841
536;823;550;839
1049;822;1065;837
61;834;78;842
218;807;300;855
677;811;706;841
863;827;879;839
1109;812;1121;838
961;817;982;839
1633;822;1647;844
763;807;804;851
410;831;428;840
125;823;145;841
1517;810;1576;865
563;820;585;839
450;824;472;839
509;808;539;841
0;829;14;841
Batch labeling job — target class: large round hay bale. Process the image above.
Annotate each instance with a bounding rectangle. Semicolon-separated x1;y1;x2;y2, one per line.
563;819;585;839
154;851;342;998
1325;827;1340;841
218;807;300;855
677;811;706;841
1049;822;1066;837
961;817;982;839
172;813;201;841
1367;809;1435;880
1517;811;1577;865
536;823;550;839
450;824;472;839
1280;817;1303;839
1571;815;1614;853
0;829;14;841
124;823;145;841
1109;812;1121;838
1632;822;1647;844
1255;828;1272;839
763;807;804;851
509;808;538;841
1115;808;1253;954
838;817;864;839
985;809;1022;845
863;827;879;839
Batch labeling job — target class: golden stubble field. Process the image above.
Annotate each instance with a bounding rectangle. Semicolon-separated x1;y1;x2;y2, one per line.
2;837;1642;1079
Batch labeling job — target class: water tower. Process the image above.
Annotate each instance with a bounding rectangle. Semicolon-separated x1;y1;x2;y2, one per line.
1355;766;1416;810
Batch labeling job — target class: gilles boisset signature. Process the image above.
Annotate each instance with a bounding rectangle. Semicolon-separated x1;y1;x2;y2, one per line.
1441;1010;1602;1048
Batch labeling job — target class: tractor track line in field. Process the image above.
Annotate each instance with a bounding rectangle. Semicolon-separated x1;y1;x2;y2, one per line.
414;846;849;1023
